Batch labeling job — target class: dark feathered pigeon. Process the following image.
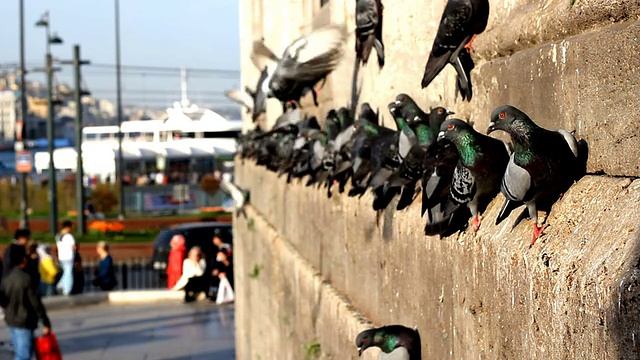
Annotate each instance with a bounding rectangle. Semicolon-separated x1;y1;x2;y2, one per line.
356;0;385;68
487;105;587;246
453;48;474;101
386;106;454;211
224;67;270;122
437;118;509;232
356;325;421;360
349;104;389;197
268;25;347;108
420;0;489;101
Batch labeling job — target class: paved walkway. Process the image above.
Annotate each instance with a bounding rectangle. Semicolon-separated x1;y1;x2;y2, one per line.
0;301;235;360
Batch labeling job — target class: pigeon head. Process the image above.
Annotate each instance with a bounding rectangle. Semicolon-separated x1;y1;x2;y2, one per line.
487;105;535;137
336;107;354;129
429;106;455;128
387;93;412;114
437;118;474;143
359;102;379;125
355;328;378;356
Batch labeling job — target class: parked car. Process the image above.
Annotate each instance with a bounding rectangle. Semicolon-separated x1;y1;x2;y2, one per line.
151;222;233;273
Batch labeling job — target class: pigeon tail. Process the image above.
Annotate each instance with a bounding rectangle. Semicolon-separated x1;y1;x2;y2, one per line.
421;50;451;89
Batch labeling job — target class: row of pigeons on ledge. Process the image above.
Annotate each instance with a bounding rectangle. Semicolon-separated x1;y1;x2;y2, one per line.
226;0;490;124
237;94;588;247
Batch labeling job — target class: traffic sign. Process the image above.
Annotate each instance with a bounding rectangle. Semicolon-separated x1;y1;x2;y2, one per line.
15;150;32;173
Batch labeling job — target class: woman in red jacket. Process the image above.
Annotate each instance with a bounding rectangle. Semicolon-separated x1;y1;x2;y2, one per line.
166;235;186;289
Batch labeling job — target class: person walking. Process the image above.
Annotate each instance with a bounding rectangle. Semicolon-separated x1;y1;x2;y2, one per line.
56;221;76;296
2;229;30;279
0;245;52;360
92;241;117;291
36;245;58;297
25;241;40;294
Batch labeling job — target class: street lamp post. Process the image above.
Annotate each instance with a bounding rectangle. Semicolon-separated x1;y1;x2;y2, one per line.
18;0;29;230
36;11;63;235
115;0;125;219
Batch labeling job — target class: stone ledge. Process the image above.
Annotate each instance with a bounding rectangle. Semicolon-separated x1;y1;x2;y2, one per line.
236;159;640;358
234;205;379;360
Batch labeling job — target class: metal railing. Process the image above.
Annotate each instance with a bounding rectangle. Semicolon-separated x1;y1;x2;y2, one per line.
79;257;166;293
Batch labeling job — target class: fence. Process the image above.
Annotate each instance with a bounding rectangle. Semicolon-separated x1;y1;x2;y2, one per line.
79;257;166;293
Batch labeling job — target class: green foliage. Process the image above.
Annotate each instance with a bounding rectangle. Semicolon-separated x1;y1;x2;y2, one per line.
304;341;321;360
249;264;264;279
0;230;157;245
247;217;255;231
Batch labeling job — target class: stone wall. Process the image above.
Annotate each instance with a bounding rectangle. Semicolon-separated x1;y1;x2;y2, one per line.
234;0;640;358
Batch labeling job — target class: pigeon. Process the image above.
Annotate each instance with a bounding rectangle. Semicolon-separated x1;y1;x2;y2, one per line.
349;104;391;197
420;0;490;101
219;173;249;218
268;25;347;108
224;67;270;122
487;105;587;246
386;107;454;210
437;118;510;232
356;0;385;68
356;325;421;360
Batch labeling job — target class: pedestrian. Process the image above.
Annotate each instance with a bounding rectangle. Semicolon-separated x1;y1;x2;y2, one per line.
92;241;117;291
71;244;84;295
25;241;40;293
3;229;30;279
36;245;58;297
212;231;232;256
166;235;185;289
0;245;52;360
172;247;207;302
55;221;76;296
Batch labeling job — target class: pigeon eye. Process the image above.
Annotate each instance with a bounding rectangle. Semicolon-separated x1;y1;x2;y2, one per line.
438;108;444;114
447;124;455;130
499;111;506;119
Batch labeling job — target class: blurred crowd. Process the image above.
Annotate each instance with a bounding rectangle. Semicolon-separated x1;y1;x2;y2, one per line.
167;232;234;304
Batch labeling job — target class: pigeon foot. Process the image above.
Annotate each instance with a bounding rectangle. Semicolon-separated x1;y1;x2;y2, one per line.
464;34;477;52
472;216;481;232
530;223;547;247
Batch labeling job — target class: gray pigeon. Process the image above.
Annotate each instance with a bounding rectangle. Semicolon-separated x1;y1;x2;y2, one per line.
268;25;347;108
487;105;587;246
437;118;509;232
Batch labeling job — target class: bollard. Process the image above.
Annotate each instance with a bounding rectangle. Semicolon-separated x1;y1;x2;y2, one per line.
121;262;128;290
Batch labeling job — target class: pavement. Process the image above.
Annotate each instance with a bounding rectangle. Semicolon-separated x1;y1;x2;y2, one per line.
0;301;235;360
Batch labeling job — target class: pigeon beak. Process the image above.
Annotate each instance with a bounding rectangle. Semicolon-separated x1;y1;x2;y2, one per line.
394;100;401;105
447;111;455;116
358;347;363;356
486;121;496;134
437;131;445;141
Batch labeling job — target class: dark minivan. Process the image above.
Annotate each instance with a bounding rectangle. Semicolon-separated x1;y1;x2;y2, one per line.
151;222;232;272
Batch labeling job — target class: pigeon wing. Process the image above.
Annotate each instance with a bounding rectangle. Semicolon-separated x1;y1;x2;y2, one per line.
501;154;532;202
251;39;279;72
276;25;347;82
224;89;254;111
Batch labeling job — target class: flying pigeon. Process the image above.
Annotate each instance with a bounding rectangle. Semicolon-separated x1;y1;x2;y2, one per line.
268;25;347;108
437;118;509;232
487;105;587;246
420;0;490;101
356;0;385;68
356;325;421;360
224;67;270;122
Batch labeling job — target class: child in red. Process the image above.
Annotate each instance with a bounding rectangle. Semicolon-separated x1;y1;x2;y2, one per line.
166;235;186;289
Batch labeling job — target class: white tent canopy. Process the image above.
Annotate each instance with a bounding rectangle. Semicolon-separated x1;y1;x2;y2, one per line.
34;138;236;178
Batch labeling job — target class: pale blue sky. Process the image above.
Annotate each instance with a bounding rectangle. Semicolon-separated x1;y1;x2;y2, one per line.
0;0;241;108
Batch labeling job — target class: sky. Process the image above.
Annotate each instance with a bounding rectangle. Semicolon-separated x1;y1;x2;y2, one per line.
0;0;241;108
